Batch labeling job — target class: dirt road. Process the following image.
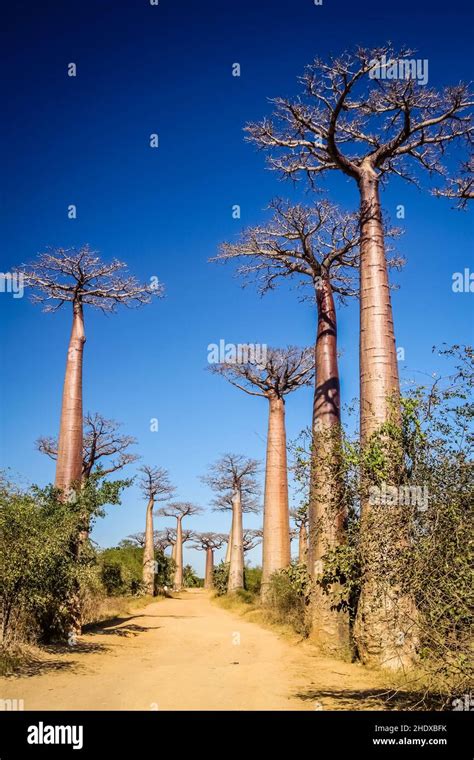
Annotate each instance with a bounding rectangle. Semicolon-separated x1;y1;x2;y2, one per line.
0;590;389;710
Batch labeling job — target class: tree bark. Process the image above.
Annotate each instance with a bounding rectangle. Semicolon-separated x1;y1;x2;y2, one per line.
142;497;155;595
353;167;417;670
308;275;349;655
261;394;291;601
298;522;308;565
204;547;214;590
55;300;85;494
227;490;244;592
173;517;183;590
225;530;232;564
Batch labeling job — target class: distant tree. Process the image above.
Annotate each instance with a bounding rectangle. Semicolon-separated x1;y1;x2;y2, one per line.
138;466;175;594
37;412;138;481
158;503;203;590
242;528;263;554
18;246;162;496
202;455;260;592
190;532;227;589
38;412;138;550
290;506;308;565
210;346;313;600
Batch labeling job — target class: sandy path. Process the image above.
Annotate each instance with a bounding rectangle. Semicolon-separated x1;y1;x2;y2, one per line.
0;590;388;711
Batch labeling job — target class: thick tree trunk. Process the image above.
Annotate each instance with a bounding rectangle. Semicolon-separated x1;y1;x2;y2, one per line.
142;497;155;595
55;301;86;638
298;522;308;565
173;517;183;590
261;394;291;601
227;490;244;592
55;300;85;494
225;531;232;564
308;276;349;655
354;168;417;670
204;547;214;590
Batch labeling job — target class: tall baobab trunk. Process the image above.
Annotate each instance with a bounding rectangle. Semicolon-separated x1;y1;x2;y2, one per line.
142;498;155;595
55;301;86;637
261;394;291;600
204;547;214;590
225;531;232;564
298;521;308;565
354;168;417;669
227;491;244;592
308;275;349;655
55;300;85;494
173;517;183;590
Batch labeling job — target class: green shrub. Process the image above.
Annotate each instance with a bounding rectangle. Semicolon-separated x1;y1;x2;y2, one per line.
212;561;229;595
244;565;262;594
264;563;311;636
183;564;203;588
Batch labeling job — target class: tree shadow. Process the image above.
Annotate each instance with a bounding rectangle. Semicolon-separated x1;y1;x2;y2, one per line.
294;687;447;711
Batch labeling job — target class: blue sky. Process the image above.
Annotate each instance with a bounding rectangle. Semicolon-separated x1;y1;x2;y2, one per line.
1;0;472;574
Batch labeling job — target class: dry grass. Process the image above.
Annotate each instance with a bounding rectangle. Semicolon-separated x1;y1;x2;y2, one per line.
0;594;159;677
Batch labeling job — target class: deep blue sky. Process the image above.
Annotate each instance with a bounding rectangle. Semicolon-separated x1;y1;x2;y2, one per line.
1;0;472;574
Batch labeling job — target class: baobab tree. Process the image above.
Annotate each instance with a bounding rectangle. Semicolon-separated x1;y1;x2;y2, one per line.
245;46;472;667
139;466;176;595
242;528;263;554
290;507;308;565
210;346;314;600
203;454;260;592
37;412;139;481
126;530;172;552
190;533;227;589
215;201;362;650
18;246;162;496
158;502;203;590
38;412;138;548
435;157;474;208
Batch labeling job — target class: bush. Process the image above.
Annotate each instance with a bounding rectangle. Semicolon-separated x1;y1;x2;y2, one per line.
98;545;174;596
244;565;262;594
264;563;311;636
0;474;132;645
212;561;229;595
182;564;203;588
98;545;144;595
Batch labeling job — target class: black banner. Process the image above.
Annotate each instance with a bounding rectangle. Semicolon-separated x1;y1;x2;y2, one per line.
0;710;471;757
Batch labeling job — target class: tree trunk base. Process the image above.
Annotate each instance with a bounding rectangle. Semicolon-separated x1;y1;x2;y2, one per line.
309;585;351;659
354;585;418;671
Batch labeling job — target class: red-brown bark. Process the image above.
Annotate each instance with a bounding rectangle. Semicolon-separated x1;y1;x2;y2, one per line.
261;395;291;599
55;300;85;494
353;170;417;669
204;547;214;590
308;276;349;654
